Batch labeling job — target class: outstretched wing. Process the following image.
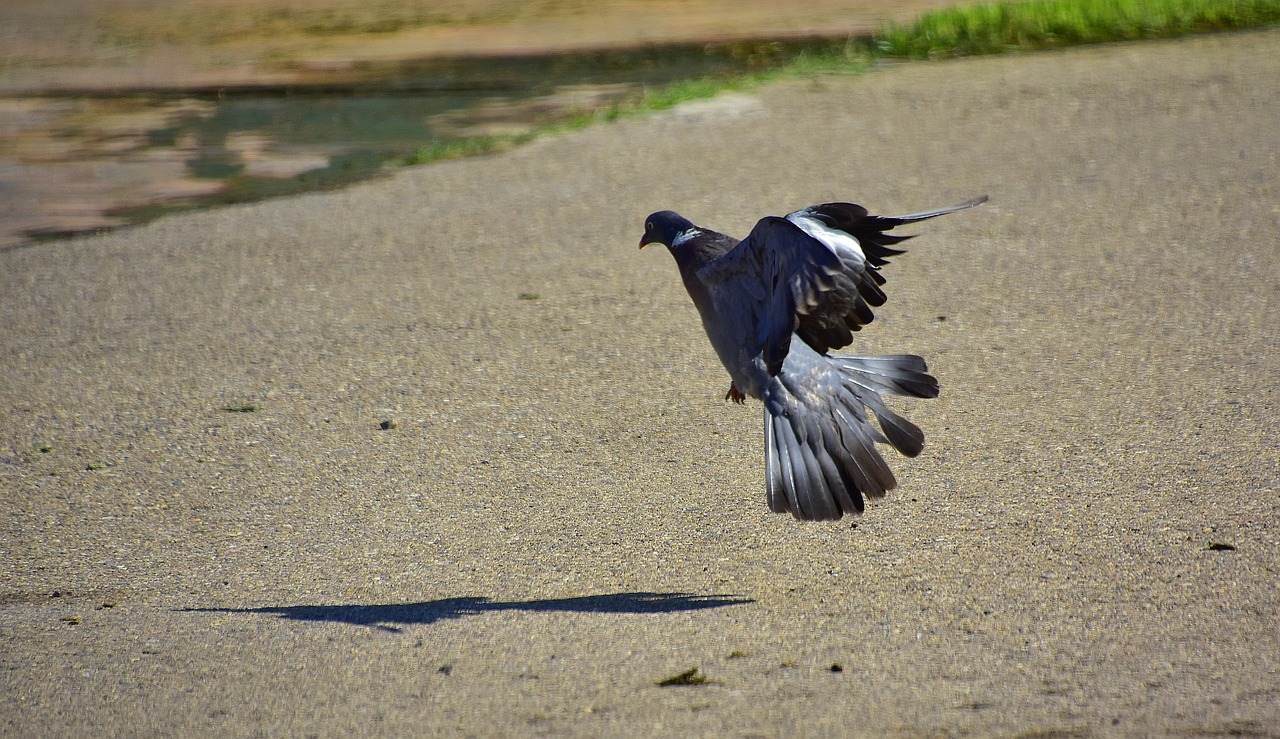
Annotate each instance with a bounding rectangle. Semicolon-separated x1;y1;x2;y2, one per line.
698;195;987;375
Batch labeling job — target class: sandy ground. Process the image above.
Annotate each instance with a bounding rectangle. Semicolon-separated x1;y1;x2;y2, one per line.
0;0;960;93
2;29;1278;737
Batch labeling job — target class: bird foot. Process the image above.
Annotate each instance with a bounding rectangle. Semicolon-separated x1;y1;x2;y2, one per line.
725;383;747;404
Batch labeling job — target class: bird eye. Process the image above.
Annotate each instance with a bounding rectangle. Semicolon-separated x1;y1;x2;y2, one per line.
646;221;654;232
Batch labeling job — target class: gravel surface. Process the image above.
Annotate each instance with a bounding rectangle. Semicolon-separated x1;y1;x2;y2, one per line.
2;29;1278;737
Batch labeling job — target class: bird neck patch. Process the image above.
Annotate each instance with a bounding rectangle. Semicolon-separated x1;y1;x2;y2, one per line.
671;228;703;247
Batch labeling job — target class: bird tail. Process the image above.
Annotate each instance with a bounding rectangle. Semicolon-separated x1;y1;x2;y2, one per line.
763;354;938;521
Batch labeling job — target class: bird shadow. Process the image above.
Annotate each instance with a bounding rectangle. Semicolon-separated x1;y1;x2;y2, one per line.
182;591;753;632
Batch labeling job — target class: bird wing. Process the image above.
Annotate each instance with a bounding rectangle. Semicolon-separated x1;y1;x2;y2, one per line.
697;195;987;375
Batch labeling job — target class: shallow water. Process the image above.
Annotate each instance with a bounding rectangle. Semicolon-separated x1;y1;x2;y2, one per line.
0;38;856;250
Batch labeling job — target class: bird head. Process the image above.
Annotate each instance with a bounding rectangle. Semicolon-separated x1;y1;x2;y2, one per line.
639;210;695;250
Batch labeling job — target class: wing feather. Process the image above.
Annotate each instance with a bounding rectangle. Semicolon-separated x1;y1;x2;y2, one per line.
697;196;986;373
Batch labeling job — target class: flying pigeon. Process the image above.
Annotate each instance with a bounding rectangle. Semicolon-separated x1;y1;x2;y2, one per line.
640;195;987;521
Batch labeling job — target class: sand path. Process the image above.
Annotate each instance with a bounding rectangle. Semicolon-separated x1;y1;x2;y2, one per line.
2;30;1277;736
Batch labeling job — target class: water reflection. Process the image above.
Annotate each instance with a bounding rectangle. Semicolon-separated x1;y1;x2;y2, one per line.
0;38;856;249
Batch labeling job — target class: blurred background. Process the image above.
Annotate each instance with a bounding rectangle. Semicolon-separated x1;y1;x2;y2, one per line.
0;0;965;249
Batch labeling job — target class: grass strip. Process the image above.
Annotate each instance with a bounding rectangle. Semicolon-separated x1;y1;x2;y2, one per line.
878;0;1280;58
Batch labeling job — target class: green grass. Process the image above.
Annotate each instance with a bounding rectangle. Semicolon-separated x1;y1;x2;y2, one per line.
403;0;1280;167
877;0;1280;58
403;133;535;165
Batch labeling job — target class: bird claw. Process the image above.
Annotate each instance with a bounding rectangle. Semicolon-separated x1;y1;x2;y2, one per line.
725;383;747;404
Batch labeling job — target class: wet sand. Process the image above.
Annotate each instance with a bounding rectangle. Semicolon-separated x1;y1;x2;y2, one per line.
2;29;1278;736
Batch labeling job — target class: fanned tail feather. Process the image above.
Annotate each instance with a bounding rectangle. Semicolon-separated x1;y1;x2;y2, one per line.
764;354;938;521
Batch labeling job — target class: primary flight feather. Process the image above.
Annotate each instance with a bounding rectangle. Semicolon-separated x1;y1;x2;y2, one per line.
640;195;987;521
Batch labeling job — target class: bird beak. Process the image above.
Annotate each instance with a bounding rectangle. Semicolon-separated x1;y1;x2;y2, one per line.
638;235;653;250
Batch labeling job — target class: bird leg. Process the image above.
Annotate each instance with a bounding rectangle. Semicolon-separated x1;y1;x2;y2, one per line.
725;383;747;404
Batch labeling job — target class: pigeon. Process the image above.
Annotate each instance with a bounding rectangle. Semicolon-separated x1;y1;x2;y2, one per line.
640;195;987;521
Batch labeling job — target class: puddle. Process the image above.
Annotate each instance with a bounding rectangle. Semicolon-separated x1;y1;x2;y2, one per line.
0;38;858;249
